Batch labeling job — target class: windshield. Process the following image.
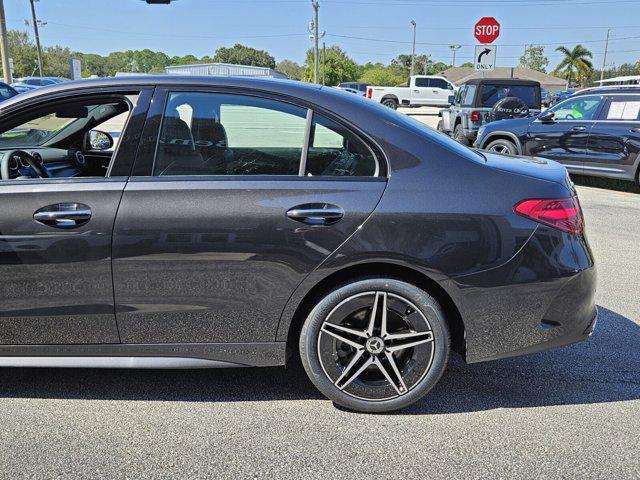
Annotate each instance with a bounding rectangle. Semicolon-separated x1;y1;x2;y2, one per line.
0;86;15;100
479;84;538;108
0;114;79;148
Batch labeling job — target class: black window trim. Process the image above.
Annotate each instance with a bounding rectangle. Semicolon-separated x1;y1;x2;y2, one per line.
136;86;387;181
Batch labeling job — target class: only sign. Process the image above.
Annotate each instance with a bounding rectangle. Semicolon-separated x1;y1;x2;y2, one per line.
474;17;500;44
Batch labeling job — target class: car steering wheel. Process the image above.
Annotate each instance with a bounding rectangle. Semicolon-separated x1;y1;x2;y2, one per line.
1;150;51;180
565;114;576;120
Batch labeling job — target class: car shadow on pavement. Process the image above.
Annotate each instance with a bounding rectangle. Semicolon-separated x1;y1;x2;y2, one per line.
0;306;638;412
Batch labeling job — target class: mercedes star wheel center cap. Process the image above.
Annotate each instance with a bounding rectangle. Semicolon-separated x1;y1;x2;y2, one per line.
365;336;385;355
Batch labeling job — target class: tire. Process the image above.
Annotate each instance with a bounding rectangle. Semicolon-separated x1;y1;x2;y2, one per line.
436;119;444;132
299;278;450;413
453;124;470;146
485;138;518;155
382;98;398;110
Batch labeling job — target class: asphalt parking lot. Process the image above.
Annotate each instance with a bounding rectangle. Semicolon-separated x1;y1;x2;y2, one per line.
1;142;638;478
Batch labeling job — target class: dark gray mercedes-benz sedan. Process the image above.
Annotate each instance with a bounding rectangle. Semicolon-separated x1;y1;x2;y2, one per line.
0;76;596;412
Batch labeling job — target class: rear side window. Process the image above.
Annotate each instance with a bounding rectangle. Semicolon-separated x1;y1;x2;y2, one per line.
414;78;429;87
154;92;308;176
600;95;640;121
0;86;14;100
306;113;378;177
462;85;476;106
480;84;538;108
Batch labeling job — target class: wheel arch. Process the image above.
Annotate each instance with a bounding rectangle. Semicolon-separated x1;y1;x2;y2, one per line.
481;131;523;154
381;94;399;103
282;262;466;363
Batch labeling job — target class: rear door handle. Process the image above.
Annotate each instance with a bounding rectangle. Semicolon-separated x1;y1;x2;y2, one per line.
572;126;587;132
286;204;344;225
33;203;92;229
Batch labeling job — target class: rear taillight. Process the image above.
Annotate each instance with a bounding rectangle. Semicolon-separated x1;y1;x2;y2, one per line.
514;197;584;234
367;87;372;99
470;110;481;122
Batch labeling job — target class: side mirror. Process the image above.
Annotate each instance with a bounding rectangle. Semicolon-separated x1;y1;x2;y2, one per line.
447;84;454;90
538;111;555;123
448;95;456;105
86;130;114;151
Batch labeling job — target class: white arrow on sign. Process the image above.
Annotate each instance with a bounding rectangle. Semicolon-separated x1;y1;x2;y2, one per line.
474;45;497;72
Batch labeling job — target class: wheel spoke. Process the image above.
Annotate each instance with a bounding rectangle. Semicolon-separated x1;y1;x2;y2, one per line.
323;322;368;339
337;354;374;390
375;354;407;395
386;331;433;352
334;349;366;389
321;325;366;350
366;292;388;337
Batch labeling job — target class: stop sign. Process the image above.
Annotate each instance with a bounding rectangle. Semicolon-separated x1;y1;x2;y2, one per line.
475;17;500;44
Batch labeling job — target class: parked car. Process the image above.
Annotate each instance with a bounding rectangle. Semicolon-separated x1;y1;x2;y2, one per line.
475;86;640;185
13;76;68;88
0;82;18;102
549;88;576;106
0;76;596;413
337;82;368;97
541;88;555;107
438;78;541;146
366;75;456;109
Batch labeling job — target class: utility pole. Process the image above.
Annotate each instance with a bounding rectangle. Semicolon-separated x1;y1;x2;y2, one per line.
449;44;461;67
410;20;416;77
600;28;611;83
308;1;324;84
0;0;12;83
29;0;43;77
322;42;326;85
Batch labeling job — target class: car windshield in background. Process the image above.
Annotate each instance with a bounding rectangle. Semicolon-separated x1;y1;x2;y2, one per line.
0;87;15;100
480;84;537;108
0;109;94;148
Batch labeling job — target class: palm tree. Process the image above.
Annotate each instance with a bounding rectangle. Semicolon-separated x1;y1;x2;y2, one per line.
553;45;594;87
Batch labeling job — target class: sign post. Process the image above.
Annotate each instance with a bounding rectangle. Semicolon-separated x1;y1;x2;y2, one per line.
474;17;500;73
69;58;82;80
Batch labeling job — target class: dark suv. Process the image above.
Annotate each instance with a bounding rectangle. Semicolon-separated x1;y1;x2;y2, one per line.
438;78;541;146
475;86;640;185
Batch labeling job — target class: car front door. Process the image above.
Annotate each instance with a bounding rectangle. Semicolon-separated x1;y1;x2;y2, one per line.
0;88;152;345
584;94;640;180
111;88;387;344
525;95;604;174
428;78;453;106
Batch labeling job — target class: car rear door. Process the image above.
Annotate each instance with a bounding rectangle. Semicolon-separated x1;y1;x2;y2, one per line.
410;77;431;106
0;88;152;345
525;95;605;174
584;94;640;180
111;87;387;344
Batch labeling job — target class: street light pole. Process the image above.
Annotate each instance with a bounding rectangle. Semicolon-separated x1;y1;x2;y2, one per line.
29;0;43;77
600;28;611;83
322;41;326;85
449;44;461;67
410;20;416;77
0;0;12;83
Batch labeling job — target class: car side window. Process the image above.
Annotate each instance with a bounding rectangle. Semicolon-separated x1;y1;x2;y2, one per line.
154;92;308;176
599;95;640;121
430;79;448;90
550;96;603;121
414;78;429;88
306;113;378;177
462;85;476;106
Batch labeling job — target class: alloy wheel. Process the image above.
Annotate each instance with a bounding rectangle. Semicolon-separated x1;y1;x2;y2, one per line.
317;291;435;401
489;143;513;154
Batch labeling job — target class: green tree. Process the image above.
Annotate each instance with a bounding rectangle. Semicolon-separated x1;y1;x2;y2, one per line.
169;54;199;66
390;53;432;76
276;59;303;80
553;45;593;86
359;67;405;86
79;53;108;77
0;30;38;78
303;46;358;85
42;46;74;77
213;44;276;69
459;62;474;68
519;45;549;73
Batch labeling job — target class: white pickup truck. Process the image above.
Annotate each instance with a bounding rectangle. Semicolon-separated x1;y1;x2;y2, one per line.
366;75;457;109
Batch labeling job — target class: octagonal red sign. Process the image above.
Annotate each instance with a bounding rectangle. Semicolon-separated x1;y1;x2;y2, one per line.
475;17;500;44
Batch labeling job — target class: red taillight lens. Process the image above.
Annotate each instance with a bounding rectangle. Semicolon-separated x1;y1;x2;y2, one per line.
470;110;481;122
367;87;372;99
514;197;584;234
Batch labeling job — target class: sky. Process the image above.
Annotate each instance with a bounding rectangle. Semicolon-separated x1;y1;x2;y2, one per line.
5;0;640;70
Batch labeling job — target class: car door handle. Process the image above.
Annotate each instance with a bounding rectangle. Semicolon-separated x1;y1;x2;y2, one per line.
33;203;92;229
432;90;439;93
286;204;344;225
413;90;420;93
572;126;587;132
